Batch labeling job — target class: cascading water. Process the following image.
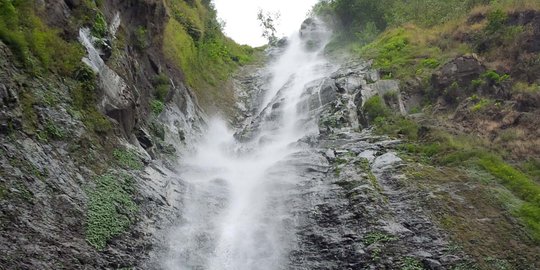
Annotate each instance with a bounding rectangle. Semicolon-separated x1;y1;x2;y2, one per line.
163;19;336;270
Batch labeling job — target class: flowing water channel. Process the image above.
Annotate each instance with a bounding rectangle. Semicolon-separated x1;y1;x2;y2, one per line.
163;21;336;270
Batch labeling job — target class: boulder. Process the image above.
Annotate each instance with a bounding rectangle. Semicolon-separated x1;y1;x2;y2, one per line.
431;54;486;90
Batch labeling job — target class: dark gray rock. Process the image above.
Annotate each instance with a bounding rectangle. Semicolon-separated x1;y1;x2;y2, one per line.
431;54;486;90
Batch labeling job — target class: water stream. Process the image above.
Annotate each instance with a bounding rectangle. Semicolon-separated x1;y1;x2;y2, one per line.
163;21;336;270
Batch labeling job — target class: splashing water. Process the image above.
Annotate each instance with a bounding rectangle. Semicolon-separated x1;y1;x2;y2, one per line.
163;19;336;270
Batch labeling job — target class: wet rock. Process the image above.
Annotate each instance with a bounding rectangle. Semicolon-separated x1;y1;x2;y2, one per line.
358;150;377;163
136;127;154;149
370;79;400;96
372;152;402;172
324;149;336;161
299;18;330;51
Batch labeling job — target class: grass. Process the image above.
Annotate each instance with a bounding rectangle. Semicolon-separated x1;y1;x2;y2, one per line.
355;25;468;80
162;0;256;112
0;0;84;75
400;128;540;241
85;173;137;250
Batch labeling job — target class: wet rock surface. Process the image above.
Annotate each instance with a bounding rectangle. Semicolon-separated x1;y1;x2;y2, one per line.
225;57;469;269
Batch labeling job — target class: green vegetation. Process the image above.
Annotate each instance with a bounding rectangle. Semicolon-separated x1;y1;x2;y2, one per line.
151;99;165;115
91;12;108;38
0;0;84;74
112;149;144;170
37;120;65;142
399;128;540;241
163;0;256;110
134;26;149;50
86;173;137;250
400;257;424;270
72;65;113;134
363;95;390;121
153;73;171;102
363;231;397;245
481;70;510;84
364;96;419;139
20;90;38;134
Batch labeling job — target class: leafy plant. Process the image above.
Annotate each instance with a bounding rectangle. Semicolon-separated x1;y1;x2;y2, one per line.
86;173;137;250
150;99;165;115
113;149;144;170
363;231;397;245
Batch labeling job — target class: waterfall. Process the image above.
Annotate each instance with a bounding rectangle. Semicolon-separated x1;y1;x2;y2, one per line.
78;28;131;111
162;19;336;270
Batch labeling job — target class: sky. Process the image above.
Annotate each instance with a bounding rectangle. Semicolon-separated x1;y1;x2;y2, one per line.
213;0;319;46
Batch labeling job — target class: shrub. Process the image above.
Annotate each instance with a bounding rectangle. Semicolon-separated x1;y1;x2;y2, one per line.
91;12;108;38
134;26;149;50
153;73;170;101
482;70;510;84
486;9;508;34
363;95;390;121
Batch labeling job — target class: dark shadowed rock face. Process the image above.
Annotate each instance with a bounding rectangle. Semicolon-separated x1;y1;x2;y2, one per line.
300;18;331;51
431;54;486;90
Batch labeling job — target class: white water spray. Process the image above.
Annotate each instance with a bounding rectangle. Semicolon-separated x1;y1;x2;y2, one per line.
163;19;335;270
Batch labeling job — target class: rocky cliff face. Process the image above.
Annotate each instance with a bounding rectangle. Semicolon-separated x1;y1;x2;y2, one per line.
0;0;223;268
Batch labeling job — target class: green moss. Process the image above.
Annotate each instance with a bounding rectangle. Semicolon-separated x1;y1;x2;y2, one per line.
421;58;440;68
401;128;540;241
86;173;137;250
113;149;144;170
0;184;7;200
373;115;419;140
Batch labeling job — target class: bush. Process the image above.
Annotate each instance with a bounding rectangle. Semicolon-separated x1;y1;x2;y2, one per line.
153;73;170;101
134;26;149;50
482;70;510;84
91;12;108;38
363;95;390;121
486;9;508;34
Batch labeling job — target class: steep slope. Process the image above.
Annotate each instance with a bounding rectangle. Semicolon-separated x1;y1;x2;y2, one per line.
0;0;254;268
313;0;540;268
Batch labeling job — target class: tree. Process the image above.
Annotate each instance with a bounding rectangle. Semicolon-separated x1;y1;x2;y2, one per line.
257;9;281;44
